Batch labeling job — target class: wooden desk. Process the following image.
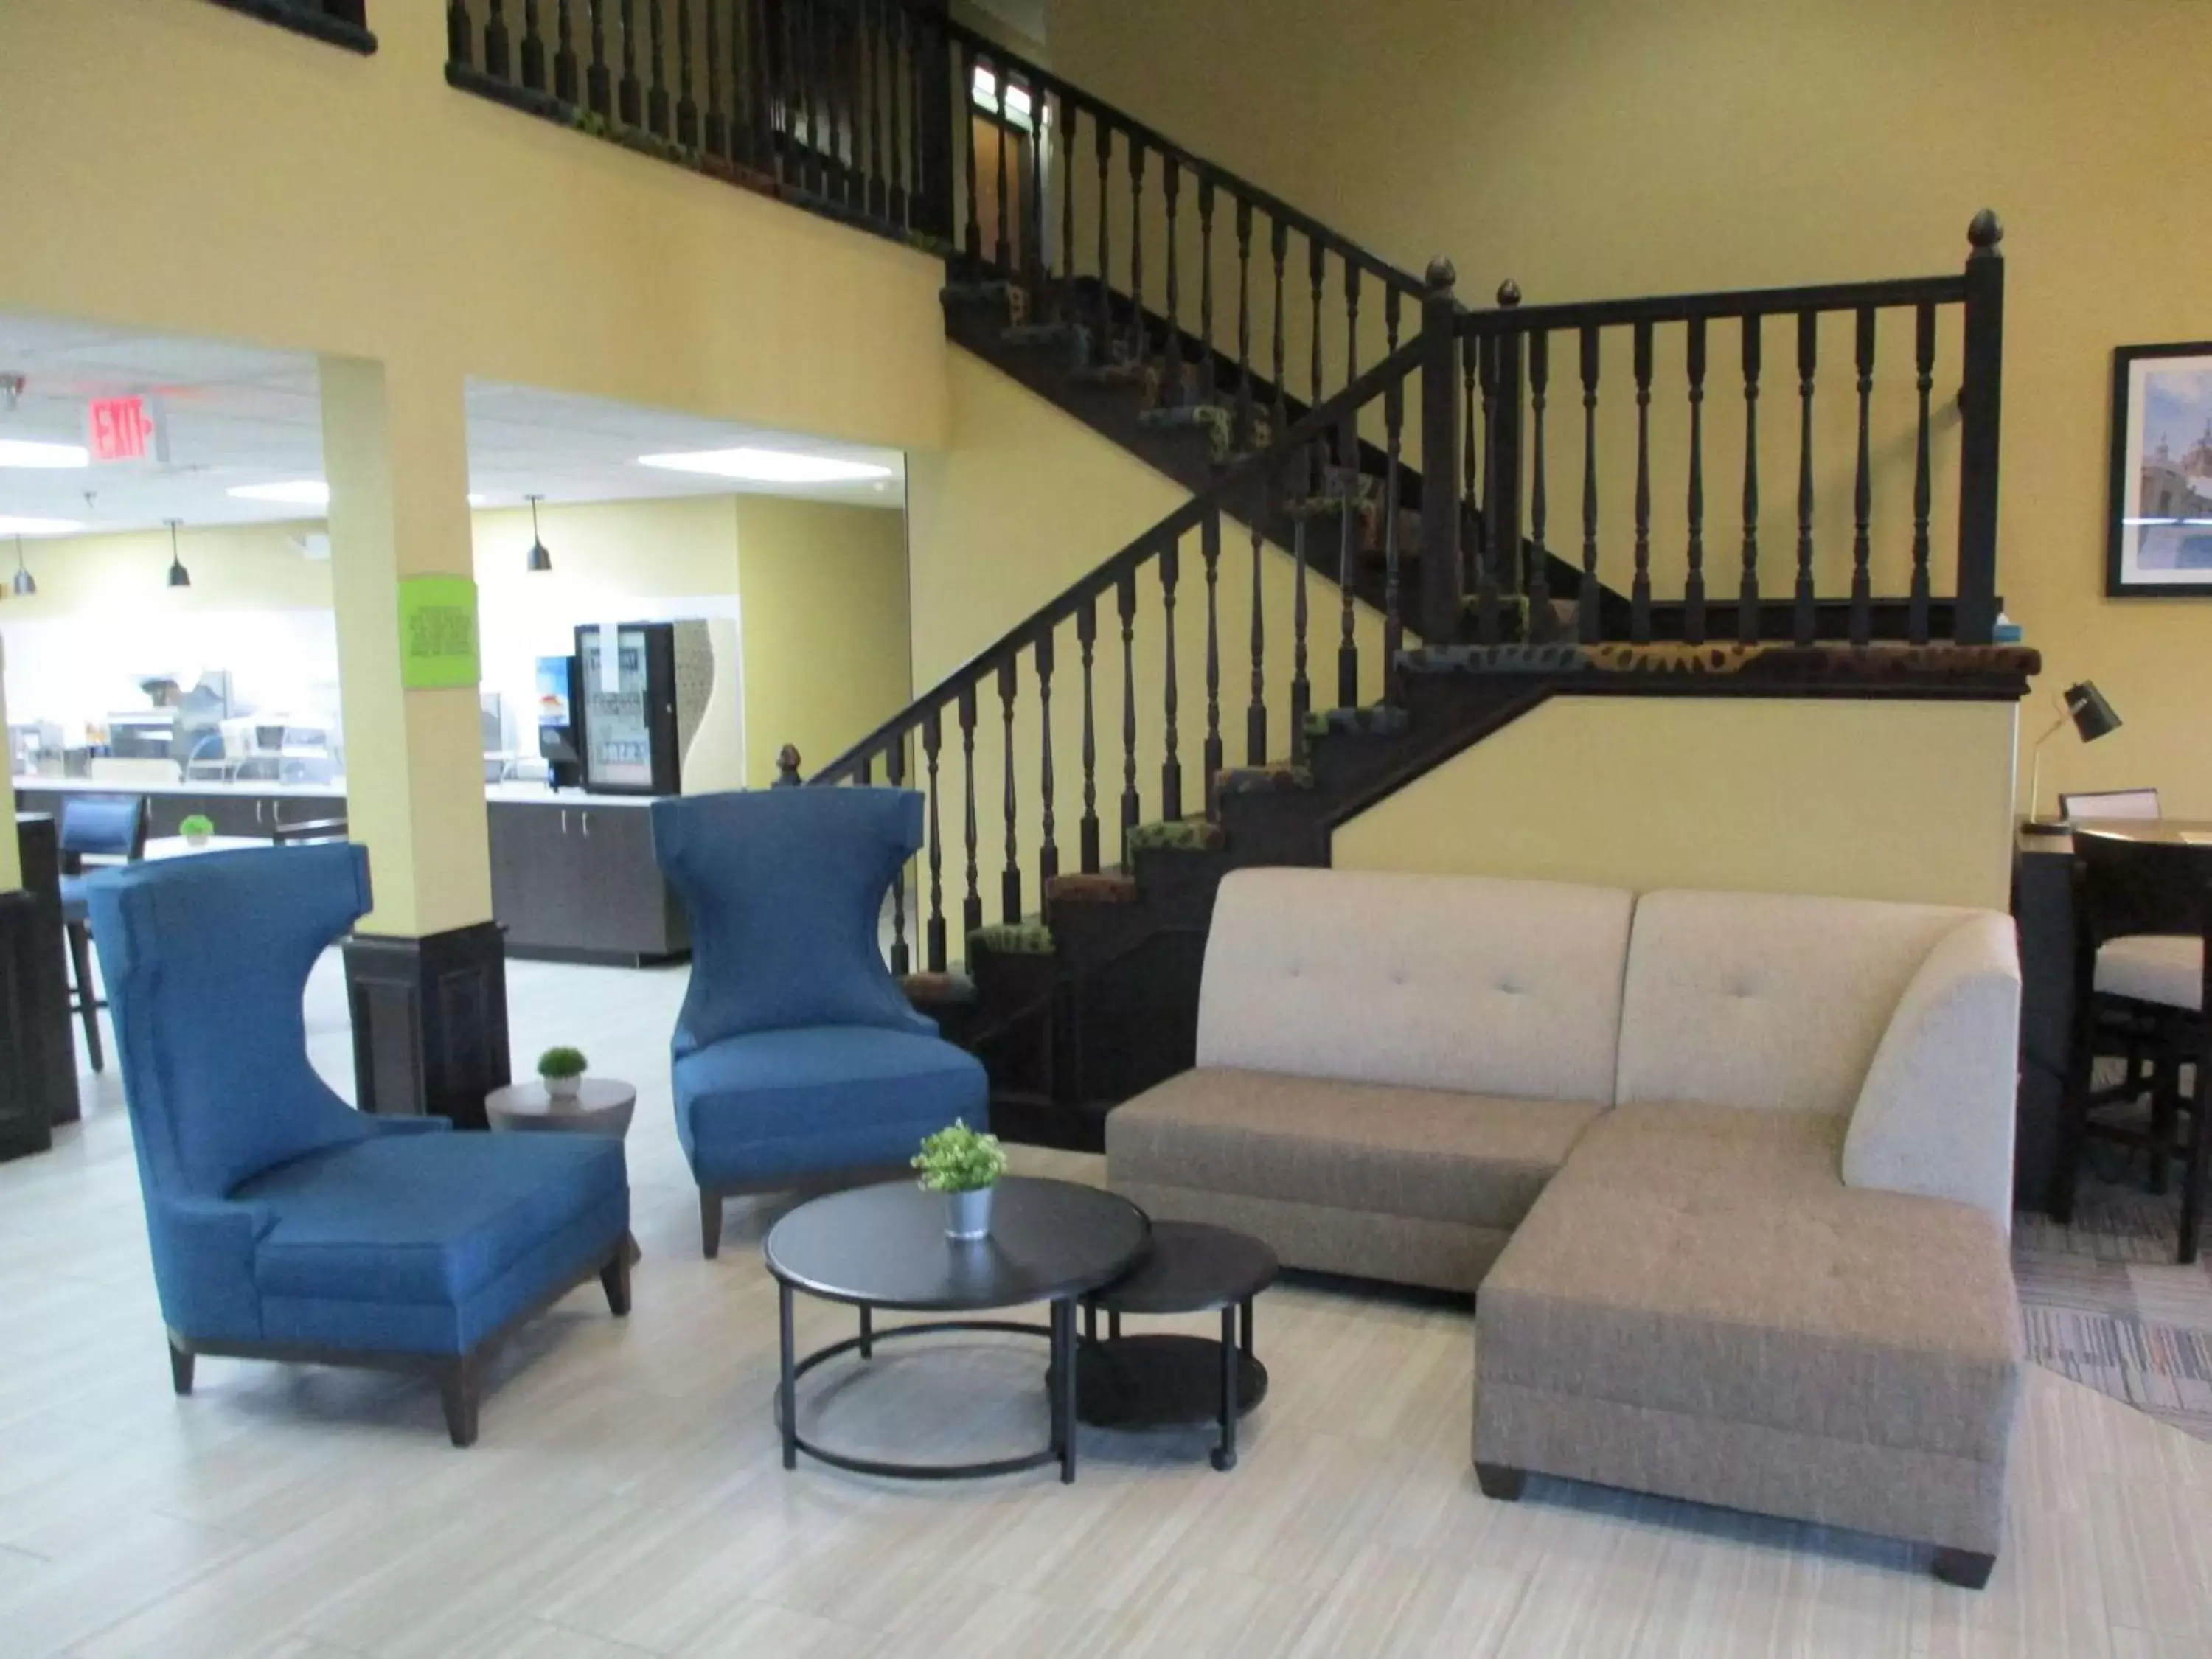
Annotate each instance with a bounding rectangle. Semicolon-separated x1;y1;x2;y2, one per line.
2011;818;2212;1212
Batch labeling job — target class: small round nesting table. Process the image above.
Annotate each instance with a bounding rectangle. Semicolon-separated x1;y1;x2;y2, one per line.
762;1178;1150;1484
1078;1221;1279;1470
484;1078;636;1138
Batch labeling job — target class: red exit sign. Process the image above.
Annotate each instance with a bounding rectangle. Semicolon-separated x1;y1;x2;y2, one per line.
86;396;157;464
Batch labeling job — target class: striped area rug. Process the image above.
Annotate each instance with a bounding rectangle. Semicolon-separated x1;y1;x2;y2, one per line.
2014;1174;2212;1441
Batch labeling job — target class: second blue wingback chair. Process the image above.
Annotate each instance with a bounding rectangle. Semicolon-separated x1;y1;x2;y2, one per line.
653;787;989;1256
89;842;632;1445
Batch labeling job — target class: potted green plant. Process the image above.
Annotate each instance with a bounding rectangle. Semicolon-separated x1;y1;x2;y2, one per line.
178;813;215;850
912;1119;1007;1240
536;1045;588;1105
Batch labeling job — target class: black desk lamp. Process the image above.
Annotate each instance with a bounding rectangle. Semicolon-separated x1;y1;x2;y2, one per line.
2024;681;2121;832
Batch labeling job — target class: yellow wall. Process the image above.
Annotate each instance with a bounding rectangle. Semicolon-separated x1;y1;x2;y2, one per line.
0;523;334;616
1336;696;2020;912
1048;0;2212;815
736;497;914;787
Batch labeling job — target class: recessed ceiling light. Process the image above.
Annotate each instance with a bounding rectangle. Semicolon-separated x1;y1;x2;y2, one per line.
468;493;490;507
228;479;330;506
636;448;894;485
0;439;91;470
0;515;84;535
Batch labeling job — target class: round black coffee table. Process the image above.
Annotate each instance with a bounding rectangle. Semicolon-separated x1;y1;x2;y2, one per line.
762;1178;1149;1484
1078;1221;1278;1470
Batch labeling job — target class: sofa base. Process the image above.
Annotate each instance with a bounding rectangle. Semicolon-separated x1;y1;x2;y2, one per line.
1113;1179;1508;1294
1475;1377;2006;1570
163;1231;633;1447
1474;1461;1526;1500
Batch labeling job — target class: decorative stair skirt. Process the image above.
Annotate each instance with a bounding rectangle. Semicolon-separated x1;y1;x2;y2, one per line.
2014;1175;2212;1442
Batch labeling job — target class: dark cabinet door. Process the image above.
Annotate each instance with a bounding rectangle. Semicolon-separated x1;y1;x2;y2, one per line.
572;805;685;957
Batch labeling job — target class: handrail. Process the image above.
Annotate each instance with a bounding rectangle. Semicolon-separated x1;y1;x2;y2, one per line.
936;13;1426;302
206;0;375;55
1457;273;1967;336
810;331;1431;784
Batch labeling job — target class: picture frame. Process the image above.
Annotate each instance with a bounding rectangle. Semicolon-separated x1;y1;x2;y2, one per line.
2107;341;2212;597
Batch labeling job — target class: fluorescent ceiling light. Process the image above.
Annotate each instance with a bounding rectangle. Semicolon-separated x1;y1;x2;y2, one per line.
228;479;330;506
0;438;91;469
0;515;84;536
636;448;894;485
468;493;490;507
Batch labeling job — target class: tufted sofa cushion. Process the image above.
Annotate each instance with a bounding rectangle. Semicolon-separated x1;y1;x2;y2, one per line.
1196;867;1634;1104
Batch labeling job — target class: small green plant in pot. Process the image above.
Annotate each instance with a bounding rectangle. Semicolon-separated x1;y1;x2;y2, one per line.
178;813;215;849
912;1119;1007;1240
537;1045;588;1105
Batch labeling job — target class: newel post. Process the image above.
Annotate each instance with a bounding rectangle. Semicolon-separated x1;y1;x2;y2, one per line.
908;0;957;243
1419;258;1464;644
1486;281;1527;622
774;744;804;787
1954;209;2005;646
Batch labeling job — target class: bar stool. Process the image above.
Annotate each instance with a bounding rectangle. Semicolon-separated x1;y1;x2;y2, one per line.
2053;829;2212;1264
57;793;150;1072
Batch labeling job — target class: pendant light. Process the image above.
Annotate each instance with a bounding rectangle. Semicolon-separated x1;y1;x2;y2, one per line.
165;518;192;588
10;535;32;597
525;494;552;573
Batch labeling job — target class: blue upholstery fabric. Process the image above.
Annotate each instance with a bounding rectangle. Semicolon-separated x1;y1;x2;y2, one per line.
59;793;146;860
675;1026;988;1187
653;789;987;1192
59;874;88;925
88;843;629;1357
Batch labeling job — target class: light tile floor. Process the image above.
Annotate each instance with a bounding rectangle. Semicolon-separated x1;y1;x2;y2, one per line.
2;954;2208;1657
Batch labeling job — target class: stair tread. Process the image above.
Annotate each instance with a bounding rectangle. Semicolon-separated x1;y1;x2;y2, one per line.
1045;871;1140;905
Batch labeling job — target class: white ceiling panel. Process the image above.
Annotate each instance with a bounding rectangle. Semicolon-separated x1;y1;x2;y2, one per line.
0;312;905;537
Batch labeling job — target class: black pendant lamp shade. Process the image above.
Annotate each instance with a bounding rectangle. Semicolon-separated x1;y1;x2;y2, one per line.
165;519;191;588
10;535;32;597
525;495;552;573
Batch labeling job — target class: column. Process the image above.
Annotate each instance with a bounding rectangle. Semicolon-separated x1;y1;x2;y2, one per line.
321;353;510;1127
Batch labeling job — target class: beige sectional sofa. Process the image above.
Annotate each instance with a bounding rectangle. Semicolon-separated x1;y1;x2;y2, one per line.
1105;869;2024;1586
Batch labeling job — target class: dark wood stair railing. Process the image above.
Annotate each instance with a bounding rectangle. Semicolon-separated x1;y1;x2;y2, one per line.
206;0;375;54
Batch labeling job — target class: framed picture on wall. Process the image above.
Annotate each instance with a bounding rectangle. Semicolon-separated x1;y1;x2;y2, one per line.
2107;341;2212;597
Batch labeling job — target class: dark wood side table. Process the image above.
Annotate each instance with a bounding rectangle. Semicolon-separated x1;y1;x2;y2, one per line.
1;815;79;1159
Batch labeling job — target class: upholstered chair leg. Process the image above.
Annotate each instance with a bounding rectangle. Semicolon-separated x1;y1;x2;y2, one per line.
66;921;103;1073
2149;1049;2181;1196
1932;1547;1996;1590
441;1358;482;1448
2178;1058;2210;1267
2051;1024;2099;1225
601;1245;633;1316
167;1338;194;1397
700;1189;723;1259
1475;1463;1526;1501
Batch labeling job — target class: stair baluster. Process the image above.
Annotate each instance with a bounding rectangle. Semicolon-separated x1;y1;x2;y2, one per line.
1579;325;1601;644
1036;633;1058;885
1203;509;1223;816
922;709;947;973
1632;320;1654;642
1337;263;1361;709
448;1;475;71
1383;330;1407;700
1057;100;1077;312
1910;302;1936;646
1739;315;1761;644
1685;315;1708;644
1118;571;1141;869
998;657;1020;924
863;0;883;217
1462;335;1484;636
959;685;981;941
1160;538;1182;823
1094;120;1113;346
619;0;641;128
1528;327;1551;631
484;1;513;80
518;3;546;93
885;740;911;975
583;0;611;115
701;0;724;158
1290;439;1311;759
1127;142;1147;365
1795;310;1818;646
1077;597;1101;874
1247;473;1269;765
1486;288;1524;635
1198;180;1217;408
1270;222;1290;449
1851;306;1876;647
1162;159;1183;404
884;0;905;218
1234;201;1254;453
675;0;697;148
646;0;669;138
742;0;769;171
959;38;980;258
554;0;579;105
993;58;1011;272
1474;331;1501;644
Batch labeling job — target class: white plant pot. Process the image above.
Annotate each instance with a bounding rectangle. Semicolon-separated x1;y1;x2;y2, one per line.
543;1074;583;1105
944;1186;995;1240
183;832;210;849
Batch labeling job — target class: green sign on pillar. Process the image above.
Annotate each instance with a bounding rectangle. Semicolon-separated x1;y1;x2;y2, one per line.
397;574;481;690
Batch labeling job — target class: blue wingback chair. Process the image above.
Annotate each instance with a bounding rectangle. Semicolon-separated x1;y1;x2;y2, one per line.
88;842;632;1445
653;788;989;1256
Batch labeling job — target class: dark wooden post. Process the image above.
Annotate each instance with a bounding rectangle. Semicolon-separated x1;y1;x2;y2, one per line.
1484;282;1525;635
1418;257;1462;644
908;0;956;242
1955;209;2005;645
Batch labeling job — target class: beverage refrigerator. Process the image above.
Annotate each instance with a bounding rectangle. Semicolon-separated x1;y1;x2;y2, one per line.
569;621;717;796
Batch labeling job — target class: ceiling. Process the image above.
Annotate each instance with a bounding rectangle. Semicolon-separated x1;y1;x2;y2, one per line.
0;313;906;536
